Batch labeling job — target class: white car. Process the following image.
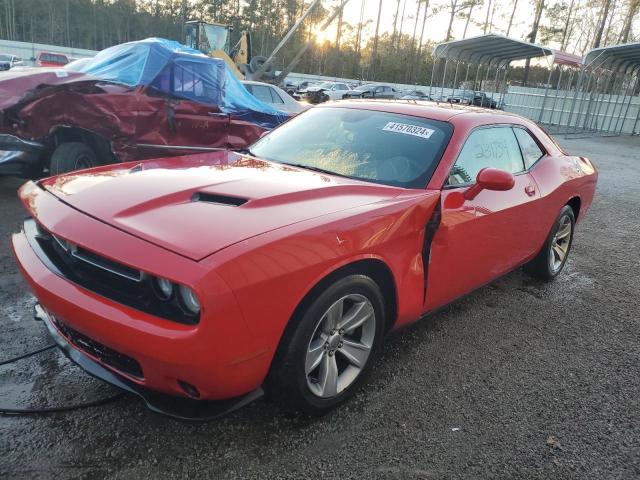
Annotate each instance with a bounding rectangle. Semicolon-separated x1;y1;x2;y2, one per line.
0;54;24;71
241;80;307;114
302;81;353;102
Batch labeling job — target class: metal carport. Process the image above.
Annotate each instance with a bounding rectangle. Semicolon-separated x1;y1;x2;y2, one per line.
429;34;559;110
558;42;640;136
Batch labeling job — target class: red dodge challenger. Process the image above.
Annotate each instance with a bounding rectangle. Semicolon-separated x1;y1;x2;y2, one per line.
12;102;597;419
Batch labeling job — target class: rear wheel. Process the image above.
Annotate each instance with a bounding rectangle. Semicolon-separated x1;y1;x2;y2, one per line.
266;274;385;415
524;205;575;281
49;142;97;175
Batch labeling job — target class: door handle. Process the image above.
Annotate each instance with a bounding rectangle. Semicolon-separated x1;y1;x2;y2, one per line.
525;185;536;196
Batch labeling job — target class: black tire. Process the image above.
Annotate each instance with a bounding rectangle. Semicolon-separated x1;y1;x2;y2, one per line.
266;274;386;415
524;205;575;281
249;55;273;74
49;142;98;175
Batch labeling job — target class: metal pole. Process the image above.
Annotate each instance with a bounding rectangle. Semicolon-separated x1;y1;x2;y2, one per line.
563;66;586;136
587;71;609;133
612;66;635;134
461;62;471;104
601;59;628;134
452;61;460;99
604;72;626;134
492;60;501;107
537;66;554;123
429;57;437;97
441;59;448;100
547;66;564;126
619;70;640;134
254;0;323;79
473;61;483;92
557;69;574;129
498;61;510;110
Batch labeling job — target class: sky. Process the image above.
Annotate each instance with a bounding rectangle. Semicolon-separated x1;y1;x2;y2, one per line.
318;0;541;50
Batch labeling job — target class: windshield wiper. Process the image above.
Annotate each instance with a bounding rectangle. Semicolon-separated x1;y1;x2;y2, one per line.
233;148;256;157
285;163;350;178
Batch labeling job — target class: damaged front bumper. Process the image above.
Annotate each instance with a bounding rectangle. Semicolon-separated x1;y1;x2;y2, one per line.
0;134;46;177
36;303;264;421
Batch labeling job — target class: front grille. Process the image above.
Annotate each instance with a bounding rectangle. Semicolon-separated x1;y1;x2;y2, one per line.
53;315;144;379
26;219;199;325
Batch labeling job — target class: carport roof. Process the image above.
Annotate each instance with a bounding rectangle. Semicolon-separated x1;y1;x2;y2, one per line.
433;34;580;66
584;42;640;72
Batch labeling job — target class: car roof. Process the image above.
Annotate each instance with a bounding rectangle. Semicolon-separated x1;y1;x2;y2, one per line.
316;100;528;126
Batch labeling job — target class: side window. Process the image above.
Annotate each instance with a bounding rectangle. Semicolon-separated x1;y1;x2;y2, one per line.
268;87;285;104
249;85;274;103
513;127;545;169
375;86;384;93
448;127;526;186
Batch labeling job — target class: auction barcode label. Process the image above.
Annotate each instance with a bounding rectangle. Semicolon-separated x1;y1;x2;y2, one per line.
382;122;435;139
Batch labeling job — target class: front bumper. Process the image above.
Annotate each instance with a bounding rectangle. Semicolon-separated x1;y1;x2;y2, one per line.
12;187;272;407
36;304;263;421
0;135;46;177
0;134;46;153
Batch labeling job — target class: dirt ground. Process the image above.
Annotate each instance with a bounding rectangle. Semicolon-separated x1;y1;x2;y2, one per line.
1;135;639;479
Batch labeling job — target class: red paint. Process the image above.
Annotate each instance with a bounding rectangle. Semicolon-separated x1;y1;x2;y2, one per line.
12;102;597;401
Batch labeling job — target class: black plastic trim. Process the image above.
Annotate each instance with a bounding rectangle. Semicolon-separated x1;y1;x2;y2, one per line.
37;304;263;421
24;219;199;325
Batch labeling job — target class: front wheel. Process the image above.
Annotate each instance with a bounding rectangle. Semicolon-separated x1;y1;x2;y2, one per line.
266;274;385;415
49;142;98;175
524;205;575;281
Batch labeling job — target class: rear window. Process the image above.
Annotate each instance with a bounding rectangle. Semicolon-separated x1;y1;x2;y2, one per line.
250;107;453;189
40;53;68;64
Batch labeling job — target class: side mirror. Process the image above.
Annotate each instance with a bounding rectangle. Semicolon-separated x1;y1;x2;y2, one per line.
464;167;515;200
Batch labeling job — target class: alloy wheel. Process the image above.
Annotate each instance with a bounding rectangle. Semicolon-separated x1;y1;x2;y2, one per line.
305;294;376;398
549;214;572;272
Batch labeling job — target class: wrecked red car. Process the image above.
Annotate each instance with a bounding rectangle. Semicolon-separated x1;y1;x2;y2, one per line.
0;38;289;177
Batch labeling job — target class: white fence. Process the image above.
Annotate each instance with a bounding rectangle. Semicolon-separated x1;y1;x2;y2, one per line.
0;39;97;65
504;85;640;135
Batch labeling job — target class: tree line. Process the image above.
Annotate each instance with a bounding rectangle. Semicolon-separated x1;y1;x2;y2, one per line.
0;0;638;86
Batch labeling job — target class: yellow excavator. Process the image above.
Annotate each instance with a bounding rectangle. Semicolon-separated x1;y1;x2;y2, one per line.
184;20;274;81
184;1;351;84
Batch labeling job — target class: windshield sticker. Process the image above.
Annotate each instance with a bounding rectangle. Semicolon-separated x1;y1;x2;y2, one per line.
382;122;435;139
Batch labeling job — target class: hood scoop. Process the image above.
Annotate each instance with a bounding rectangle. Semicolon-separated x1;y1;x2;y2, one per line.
192;192;248;207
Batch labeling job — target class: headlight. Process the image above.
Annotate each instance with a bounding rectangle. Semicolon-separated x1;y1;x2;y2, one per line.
178;285;200;315
154;277;174;299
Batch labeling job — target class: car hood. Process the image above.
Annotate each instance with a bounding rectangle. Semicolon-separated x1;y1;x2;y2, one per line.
40;152;406;261
0;69;95;110
304;86;327;92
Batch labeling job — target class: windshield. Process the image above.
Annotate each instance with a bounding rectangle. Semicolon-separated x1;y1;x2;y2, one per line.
202;24;230;53
354;84;375;91
0;55;11;61
250;107;453;189
317;82;334;89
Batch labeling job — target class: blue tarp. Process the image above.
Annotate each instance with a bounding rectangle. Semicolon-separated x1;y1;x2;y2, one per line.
75;38;289;129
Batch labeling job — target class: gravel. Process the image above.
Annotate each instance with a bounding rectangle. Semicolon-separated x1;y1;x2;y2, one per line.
1;135;639;479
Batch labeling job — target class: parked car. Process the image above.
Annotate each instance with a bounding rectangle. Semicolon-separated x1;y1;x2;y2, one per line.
399;89;430;100
35;51;69;67
0;54;24;71
0;38;289;177
13;101;597;419
299;81;353;103
343;83;399;99
448;90;498;109
284;80;318;99
241;80;306;114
